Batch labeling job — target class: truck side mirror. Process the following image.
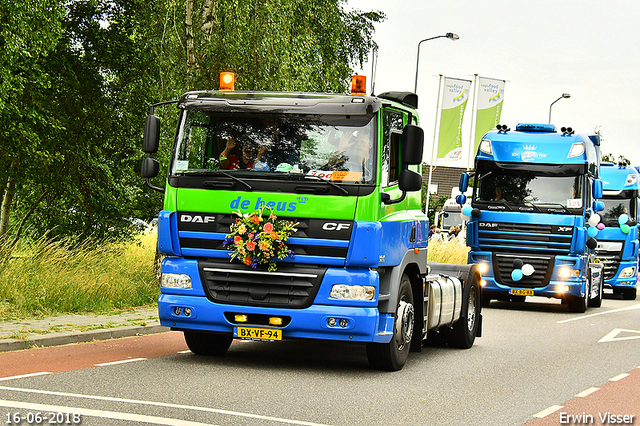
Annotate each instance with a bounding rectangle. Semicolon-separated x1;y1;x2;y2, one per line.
456;194;467;205
398;170;423;192
141;156;160;179
143;115;161;154
593;201;605;212
459;172;469;192
401;125;424;165
593;179;603;199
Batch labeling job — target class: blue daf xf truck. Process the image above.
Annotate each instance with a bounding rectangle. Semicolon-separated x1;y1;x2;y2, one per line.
459;124;604;313
595;163;639;300
141;74;482;371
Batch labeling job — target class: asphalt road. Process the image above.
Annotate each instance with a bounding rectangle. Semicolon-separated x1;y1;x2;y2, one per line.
0;292;638;426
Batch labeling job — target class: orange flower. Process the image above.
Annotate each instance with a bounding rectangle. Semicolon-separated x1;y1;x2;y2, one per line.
243;256;252;266
251;215;260;225
246;241;256;251
259;241;270;251
263;222;274;233
234;236;243;245
270;233;279;240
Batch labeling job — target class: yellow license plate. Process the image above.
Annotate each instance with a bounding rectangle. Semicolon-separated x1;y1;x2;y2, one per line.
510;289;534;296
235;327;282;341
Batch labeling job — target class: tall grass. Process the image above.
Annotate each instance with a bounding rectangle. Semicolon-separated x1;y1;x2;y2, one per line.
0;229;160;320
427;237;469;264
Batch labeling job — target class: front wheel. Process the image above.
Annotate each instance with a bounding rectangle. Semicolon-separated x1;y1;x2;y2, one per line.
367;274;414;371
184;331;233;356
588;271;604;308
567;280;589;313
446;274;481;349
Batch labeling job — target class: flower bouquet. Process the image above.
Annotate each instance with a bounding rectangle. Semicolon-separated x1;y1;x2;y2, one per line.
223;206;298;271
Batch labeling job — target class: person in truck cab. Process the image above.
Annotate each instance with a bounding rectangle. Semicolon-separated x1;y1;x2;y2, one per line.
220;137;267;170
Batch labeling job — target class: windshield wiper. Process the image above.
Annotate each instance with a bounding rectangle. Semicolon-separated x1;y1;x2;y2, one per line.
531;202;569;213
486;199;512;211
204;171;253;191
302;175;349;196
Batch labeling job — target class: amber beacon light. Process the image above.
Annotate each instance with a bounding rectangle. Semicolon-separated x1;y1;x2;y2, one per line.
351;75;366;95
220;72;235;91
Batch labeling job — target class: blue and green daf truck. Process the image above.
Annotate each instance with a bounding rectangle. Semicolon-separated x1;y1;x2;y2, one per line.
141;74;482;370
459;123;605;313
595;163;639;300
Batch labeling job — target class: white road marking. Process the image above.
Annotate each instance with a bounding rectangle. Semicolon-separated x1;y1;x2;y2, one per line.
0;386;333;426
0;399;214;426
95;357;147;366
0;372;51;382
575;387;599;397
609;373;630;382
533;405;563;418
557;303;640;323
598;328;640;343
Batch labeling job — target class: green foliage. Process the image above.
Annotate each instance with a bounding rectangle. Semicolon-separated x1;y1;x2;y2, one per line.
601;152;630;166
0;229;159;319
0;0;384;246
422;182;447;226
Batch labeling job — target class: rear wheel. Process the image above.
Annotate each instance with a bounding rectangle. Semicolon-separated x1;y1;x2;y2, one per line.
367;274;414;371
446;274;481;349
184;331;233;356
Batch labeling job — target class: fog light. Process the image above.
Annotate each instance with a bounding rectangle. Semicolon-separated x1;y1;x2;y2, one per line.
557;285;570;293
235;314;248;323
161;273;192;289
339;318;349;328
328;318;337;327
619;267;636;279
183;307;192;317
477;263;488;273
480;280;487;287
173;306;182;316
269;317;283;326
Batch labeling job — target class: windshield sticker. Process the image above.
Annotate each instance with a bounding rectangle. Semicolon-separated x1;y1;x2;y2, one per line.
567;198;582;208
307;170;363;182
175;160;189;171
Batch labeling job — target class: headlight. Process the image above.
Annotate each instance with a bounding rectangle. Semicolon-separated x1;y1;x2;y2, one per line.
619;267;636;279
479;139;493;155
567;142;584;158
625;174;638;186
477;262;488;273
330;284;375;301
161;273;192;289
559;267;580;278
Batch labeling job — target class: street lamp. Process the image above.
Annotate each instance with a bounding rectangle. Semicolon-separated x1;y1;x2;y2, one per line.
548;93;571;124
414;33;459;93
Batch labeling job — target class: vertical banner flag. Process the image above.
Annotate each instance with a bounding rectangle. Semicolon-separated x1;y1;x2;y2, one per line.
473;77;505;154
437;77;472;161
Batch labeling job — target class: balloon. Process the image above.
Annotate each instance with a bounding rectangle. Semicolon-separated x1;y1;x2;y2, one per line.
596;223;605;230
588;214;601;227
586;238;597;249
511;269;523;282
618;214;629;225
462;206;473;217
587;227;598;238
460;212;470;221
471;208;482;218
522;264;535;276
513;259;524;269
621;224;631;234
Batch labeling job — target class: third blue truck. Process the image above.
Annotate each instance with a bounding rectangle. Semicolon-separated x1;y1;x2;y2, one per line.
595;163;639;300
459;123;605;313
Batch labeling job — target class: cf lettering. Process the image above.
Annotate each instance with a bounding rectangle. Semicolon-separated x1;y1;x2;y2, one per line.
322;223;350;231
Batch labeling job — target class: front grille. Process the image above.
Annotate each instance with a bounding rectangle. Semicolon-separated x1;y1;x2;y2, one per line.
199;260;326;308
493;253;554;288
594;252;622;280
177;212;352;264
478;222;573;254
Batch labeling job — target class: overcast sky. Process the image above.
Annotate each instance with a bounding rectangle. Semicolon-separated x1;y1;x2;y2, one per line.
348;0;640;167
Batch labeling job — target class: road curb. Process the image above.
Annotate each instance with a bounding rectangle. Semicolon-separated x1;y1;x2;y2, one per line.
0;324;171;352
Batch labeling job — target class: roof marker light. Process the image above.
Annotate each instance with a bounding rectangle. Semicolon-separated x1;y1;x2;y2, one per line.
351;75;366;96
220;72;235;91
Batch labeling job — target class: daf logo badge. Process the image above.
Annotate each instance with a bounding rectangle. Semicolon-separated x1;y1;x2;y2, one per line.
180;214;216;224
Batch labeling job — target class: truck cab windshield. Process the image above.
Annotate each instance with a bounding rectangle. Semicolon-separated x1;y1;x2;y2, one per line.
473;161;585;214
600;194;638;226
171;110;376;184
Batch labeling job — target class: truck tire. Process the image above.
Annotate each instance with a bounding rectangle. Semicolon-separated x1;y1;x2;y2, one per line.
184;331;233;356
622;287;637;300
366;274;414;371
567;280;589;313
445;273;481;349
